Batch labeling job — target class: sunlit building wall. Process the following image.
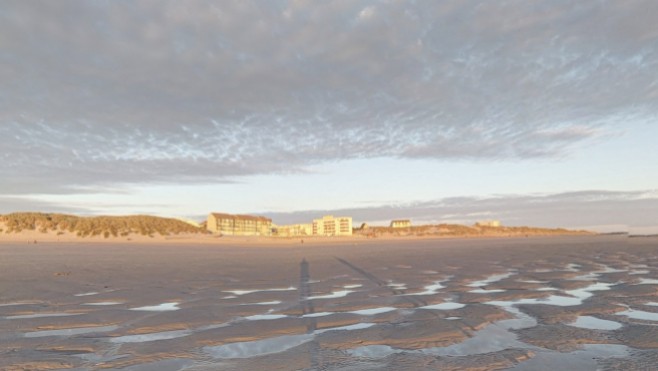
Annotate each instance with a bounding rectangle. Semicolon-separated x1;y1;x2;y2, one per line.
312;215;352;236
207;212;272;236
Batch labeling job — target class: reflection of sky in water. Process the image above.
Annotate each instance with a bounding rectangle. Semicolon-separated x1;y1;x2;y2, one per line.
509;344;630;370
130;302;179;311
110;323;228;343
469;288;506;293
486;282;615;308
303;306;398;318
467;272;515;288
344;284;363;289
74;291;99;297
419;302;465;310
223;287;296;296
569;316;623;330
240;300;282;306
307;289;354;300
617;308;658;321
25;325;118;338
4;312;83;320
243;314;288;321
205;323;375;358
403;281;445;296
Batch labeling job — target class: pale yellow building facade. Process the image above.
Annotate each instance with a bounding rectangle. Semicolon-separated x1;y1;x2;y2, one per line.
476;220;501;227
312;215;352;236
207;212;272;236
274;223;312;237
390;219;412;228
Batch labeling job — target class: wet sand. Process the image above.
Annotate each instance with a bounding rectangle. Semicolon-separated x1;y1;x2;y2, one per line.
1;235;657;370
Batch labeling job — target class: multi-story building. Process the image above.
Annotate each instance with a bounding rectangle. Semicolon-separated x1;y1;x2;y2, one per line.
390;219;412;228
312;215;352;236
274;223;312;237
475;220;501;228
207;212;272;236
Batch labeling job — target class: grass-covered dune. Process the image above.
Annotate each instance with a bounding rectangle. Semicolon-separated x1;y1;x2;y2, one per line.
356;223;592;238
0;212;204;238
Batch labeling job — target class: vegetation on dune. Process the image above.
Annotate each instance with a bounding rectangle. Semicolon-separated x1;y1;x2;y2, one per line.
355;223;591;237
0;212;204;238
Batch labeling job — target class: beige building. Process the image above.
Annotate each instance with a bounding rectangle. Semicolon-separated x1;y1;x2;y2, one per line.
390;219;412;228
312;215;352;236
476;220;501;227
207;212;272;236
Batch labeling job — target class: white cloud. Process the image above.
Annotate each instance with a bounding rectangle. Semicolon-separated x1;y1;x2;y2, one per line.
0;1;657;195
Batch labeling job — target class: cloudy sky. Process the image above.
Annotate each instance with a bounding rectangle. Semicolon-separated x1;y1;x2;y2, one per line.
1;1;657;232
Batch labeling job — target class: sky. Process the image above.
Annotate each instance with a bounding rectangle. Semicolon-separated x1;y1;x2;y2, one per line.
1;1;657;233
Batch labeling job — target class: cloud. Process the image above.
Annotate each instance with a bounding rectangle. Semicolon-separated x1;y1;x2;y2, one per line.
1;1;657;193
0;196;90;215
265;190;658;233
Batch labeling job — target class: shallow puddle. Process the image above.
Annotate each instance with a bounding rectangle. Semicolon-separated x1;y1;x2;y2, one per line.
302;307;397;318
569;316;623;330
467;272;514;287
109;323;228;343
223;286;296;296
243;314;288;321
469;288;505;293
74;292;99;297
110;329;193;343
0;301;42;307
419;302;465;310
637;278;658;285
404;281;445;296
130;302;180;311
307;289;354;300
205;323;375;359
486;281;616;308
616;308;658;321
349;307;397;316
344;284;363;289
240;300;282;306
83;301;123;306
4;312;83;320
24;325;119;338
510;344;630;370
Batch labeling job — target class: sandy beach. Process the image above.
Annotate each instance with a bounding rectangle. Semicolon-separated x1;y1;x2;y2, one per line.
1;235;657;370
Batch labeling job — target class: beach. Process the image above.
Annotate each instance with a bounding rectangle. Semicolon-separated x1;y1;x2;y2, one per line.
1;235;657;370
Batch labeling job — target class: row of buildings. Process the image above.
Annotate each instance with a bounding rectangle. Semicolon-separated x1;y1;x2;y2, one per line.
206;212;501;237
207;213;352;237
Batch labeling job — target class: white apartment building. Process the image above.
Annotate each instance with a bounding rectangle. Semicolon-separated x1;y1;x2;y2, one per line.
312;215;352;236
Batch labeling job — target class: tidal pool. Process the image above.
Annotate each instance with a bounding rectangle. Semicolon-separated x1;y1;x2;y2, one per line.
307;289;354;300
130;302;180;311
404;280;446;296
616;308;658;321
4;312;83;320
419;302;465;310
24;325;119;338
74;291;99;297
223;287;296;296
243;313;288;321
469;288;505;293
205;323;375;359
569;316;623;330
83;301;123;306
467;271;515;287
240;300;282;306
